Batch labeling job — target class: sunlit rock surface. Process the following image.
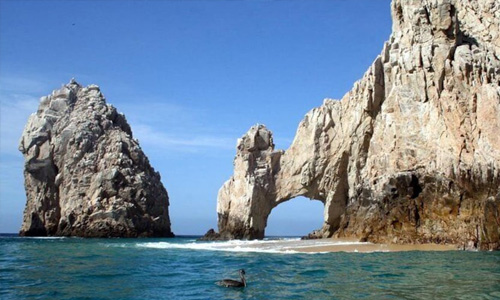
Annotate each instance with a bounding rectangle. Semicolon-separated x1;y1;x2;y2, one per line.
209;0;500;250
19;79;174;237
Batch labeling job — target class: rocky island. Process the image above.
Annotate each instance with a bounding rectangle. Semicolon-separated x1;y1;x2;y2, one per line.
19;79;174;237
204;0;500;250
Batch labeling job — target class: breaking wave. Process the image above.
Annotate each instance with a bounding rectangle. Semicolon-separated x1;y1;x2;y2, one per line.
135;238;370;254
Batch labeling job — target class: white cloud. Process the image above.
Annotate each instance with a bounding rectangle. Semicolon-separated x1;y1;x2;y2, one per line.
119;101;238;153
119;102;197;126
130;122;235;153
121;102;296;154
0;76;51;95
0;83;42;156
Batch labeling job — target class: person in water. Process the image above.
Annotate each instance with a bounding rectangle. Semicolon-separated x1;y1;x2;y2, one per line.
216;269;246;288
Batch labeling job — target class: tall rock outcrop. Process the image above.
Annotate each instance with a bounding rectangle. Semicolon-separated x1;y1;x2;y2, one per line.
211;0;500;250
215;125;282;240
19;79;174;237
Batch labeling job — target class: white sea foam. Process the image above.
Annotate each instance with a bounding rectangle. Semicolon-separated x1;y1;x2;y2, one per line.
25;236;68;239
135;238;372;254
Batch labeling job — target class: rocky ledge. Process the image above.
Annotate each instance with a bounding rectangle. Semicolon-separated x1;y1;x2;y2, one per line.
19;79;174;237
204;0;500;250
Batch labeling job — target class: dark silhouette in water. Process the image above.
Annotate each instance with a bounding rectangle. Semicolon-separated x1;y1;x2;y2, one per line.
216;269;246;287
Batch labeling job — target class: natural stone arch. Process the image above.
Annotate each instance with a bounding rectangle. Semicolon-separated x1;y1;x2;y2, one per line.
204;0;500;250
214;123;349;240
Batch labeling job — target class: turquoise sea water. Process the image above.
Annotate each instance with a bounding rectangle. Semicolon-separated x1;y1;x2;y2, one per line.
1;235;500;300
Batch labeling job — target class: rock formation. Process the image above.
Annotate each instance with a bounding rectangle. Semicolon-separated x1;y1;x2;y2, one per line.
207;0;500;250
19;79;174;237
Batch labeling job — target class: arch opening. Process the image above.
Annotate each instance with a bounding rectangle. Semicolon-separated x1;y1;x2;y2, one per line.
265;196;325;237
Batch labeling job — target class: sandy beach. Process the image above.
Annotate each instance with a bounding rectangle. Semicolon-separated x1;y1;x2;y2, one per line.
292;238;458;253
188;237;459;253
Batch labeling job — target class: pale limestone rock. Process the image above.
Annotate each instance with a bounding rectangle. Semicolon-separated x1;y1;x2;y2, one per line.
213;125;282;239
209;0;500;250
19;80;174;237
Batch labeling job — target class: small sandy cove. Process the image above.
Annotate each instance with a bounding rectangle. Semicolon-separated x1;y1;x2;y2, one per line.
293;238;457;253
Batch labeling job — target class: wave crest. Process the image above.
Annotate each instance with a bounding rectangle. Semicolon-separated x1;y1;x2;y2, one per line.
135;238;370;254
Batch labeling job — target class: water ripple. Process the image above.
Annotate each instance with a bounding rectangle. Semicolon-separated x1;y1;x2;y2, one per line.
0;237;499;299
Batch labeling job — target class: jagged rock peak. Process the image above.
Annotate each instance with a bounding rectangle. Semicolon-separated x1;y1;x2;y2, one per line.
207;0;500;250
19;79;174;237
236;124;275;153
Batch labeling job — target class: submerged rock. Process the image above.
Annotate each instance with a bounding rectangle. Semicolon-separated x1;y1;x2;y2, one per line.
19;79;174;237
210;0;500;250
199;228;222;241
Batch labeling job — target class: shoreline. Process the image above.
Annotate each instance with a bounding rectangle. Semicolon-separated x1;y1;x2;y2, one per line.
2;234;461;253
292;238;458;253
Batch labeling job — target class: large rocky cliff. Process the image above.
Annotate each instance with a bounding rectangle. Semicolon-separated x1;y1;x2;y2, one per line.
19;79;174;237
209;0;500;250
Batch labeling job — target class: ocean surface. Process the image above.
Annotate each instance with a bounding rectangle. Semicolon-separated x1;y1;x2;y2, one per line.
1;235;499;300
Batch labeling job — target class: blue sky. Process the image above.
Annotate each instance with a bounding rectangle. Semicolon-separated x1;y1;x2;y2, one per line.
0;0;392;235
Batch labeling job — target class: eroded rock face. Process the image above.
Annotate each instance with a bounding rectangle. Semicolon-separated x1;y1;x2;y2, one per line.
19;79;174;237
214;125;282;240
211;0;500;250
